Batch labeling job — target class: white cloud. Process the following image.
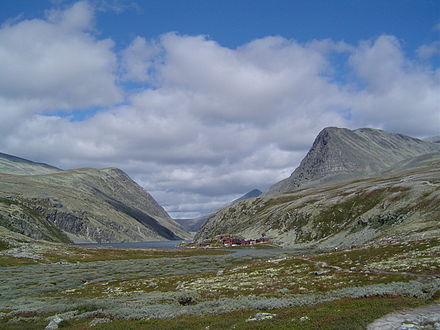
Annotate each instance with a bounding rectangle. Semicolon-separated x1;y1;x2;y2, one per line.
121;36;160;82
46;1;94;31
417;41;440;59
0;3;439;217
0;0;122;131
347;35;440;136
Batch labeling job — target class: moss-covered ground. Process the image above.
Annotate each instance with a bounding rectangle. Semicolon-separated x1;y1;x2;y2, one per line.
42;245;229;263
55;296;426;330
0;236;439;329
311;236;440;275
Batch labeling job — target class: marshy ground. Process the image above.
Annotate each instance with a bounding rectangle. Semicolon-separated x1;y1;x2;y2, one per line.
0;236;439;329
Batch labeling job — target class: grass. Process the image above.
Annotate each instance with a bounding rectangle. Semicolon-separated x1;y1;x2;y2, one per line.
177;256;414;299
0;256;38;267
1;236;438;329
311;237;440;275
0;197;18;206
41;246;230;264
0;240;9;251
58;253;415;301
0;319;48;330
57;295;425;330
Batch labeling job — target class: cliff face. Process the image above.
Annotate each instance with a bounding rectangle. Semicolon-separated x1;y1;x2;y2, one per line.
266;127;440;195
0;154;190;243
196;152;440;248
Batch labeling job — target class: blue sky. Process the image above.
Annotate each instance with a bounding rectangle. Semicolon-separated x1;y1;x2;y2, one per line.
2;1;439;52
0;0;439;217
86;0;439;52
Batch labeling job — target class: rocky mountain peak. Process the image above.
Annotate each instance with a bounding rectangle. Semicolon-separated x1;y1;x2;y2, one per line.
265;127;440;195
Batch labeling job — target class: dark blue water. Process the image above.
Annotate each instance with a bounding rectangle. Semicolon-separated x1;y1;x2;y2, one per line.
76;240;186;249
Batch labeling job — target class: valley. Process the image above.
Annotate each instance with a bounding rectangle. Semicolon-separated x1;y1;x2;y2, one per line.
0;127;439;329
0;229;438;329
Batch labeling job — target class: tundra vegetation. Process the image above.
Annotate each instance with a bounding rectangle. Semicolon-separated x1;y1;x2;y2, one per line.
0;136;439;329
0;230;438;329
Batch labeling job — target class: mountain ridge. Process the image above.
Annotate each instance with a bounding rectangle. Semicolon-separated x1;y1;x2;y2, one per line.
196;127;440;248
232;189;262;203
0;152;190;243
196;152;440;248
0;152;61;175
266;127;440;195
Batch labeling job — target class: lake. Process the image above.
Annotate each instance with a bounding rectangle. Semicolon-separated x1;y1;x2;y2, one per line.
75;240;311;256
76;240;186;249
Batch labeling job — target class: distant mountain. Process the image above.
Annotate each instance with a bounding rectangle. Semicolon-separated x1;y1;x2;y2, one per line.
175;189;262;232
232;189;262;203
266;127;440;195
196;152;440;248
175;215;210;233
0;152;60;175
424;136;440;144
0;152;191;243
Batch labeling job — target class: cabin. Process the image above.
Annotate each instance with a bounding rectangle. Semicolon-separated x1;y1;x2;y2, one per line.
220;235;269;246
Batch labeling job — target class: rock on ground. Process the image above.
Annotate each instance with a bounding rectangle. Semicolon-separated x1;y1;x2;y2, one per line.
367;303;440;330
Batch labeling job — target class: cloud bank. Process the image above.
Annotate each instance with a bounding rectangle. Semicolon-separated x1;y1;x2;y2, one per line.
0;2;439;217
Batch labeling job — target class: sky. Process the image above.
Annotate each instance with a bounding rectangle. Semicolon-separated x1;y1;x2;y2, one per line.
0;0;439;218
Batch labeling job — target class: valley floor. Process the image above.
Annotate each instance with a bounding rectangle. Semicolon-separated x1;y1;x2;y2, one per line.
0;235;439;329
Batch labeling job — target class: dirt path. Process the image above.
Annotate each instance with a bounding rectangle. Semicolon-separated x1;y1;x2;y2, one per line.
367;303;440;329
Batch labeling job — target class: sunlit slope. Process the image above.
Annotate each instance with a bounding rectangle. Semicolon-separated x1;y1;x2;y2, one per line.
0;152;60;175
196;153;440;248
0;159;190;243
266;127;440;195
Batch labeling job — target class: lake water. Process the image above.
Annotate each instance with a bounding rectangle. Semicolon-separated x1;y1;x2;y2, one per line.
76;240;186;249
75;240;310;256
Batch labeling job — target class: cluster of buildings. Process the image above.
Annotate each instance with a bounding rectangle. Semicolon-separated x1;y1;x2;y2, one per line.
194;235;269;248
219;235;270;247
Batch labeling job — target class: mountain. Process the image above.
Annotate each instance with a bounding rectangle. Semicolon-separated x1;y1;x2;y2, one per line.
266;127;440;196
174;215;210;233
424;136;440;144
0;153;191;243
196;152;440;248
232;189;262;203
0;152;60;175
175;189;263;232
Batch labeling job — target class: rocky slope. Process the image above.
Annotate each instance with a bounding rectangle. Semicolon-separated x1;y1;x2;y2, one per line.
196;151;440;248
0;153;190;243
266;127;440;195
